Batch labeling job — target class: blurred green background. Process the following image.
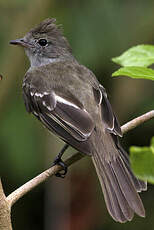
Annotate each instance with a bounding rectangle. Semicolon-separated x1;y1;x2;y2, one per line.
0;0;154;229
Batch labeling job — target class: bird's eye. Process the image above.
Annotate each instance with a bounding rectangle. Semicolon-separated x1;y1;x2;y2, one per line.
38;39;47;46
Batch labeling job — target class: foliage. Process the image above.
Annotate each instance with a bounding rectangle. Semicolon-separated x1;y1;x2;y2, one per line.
112;44;154;184
130;137;154;184
112;45;154;80
112;45;154;67
112;66;154;80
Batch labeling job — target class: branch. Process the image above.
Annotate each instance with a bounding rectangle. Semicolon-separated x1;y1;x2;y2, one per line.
121;110;154;134
0;110;154;229
6;110;154;207
0;179;12;230
6;153;83;207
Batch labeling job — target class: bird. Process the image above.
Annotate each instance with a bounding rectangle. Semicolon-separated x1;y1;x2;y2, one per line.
10;18;147;222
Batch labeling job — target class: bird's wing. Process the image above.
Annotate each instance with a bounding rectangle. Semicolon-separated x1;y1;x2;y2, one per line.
23;82;95;155
93;84;122;137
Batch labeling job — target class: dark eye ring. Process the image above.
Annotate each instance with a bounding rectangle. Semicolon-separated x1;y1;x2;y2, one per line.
38;39;47;46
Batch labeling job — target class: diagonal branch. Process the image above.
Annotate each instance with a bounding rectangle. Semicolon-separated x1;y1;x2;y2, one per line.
6;110;154;208
6;153;83;207
121;110;154;134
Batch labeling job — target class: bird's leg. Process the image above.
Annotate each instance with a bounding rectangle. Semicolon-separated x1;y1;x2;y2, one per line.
53;144;69;178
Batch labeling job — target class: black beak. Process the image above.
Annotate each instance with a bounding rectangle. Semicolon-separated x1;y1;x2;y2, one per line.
10;38;30;48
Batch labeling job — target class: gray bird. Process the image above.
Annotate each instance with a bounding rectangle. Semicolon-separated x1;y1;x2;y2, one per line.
10;18;147;222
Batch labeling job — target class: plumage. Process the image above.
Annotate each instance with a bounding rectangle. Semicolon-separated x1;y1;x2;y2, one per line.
10;18;147;222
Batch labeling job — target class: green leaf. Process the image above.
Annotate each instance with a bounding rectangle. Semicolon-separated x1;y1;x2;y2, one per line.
130;137;154;184
112;45;154;67
112;66;154;80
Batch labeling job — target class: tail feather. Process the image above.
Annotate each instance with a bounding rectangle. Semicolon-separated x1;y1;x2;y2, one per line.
101;168;131;222
112;135;147;192
99;165;125;222
92;136;146;222
119;147;147;192
103;160;134;221
92;152;134;222
111;156;145;217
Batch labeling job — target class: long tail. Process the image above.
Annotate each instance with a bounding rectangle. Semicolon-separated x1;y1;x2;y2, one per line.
92;134;147;223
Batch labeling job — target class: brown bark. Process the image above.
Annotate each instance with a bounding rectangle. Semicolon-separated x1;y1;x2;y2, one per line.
0;180;12;230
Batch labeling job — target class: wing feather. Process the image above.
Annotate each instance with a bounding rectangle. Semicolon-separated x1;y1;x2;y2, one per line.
22;83;94;155
93;85;122;137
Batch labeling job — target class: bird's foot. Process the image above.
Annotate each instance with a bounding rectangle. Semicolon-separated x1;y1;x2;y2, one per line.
53;156;67;178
